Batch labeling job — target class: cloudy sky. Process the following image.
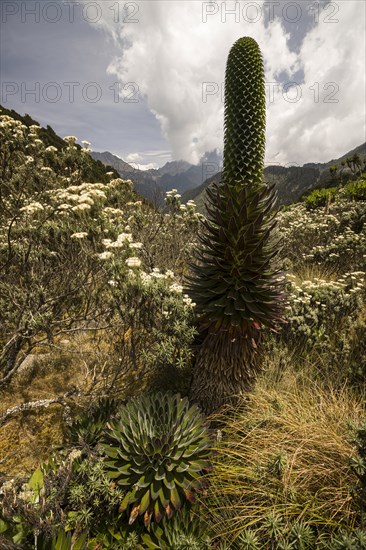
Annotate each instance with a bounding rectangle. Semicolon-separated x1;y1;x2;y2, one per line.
1;0;365;169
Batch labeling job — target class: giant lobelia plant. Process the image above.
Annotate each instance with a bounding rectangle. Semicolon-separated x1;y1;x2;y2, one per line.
188;37;285;414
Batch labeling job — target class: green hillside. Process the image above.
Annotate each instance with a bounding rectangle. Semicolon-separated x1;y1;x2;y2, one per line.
0;105;120;183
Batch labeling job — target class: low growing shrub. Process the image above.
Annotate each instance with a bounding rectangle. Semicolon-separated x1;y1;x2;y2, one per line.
304;187;338;210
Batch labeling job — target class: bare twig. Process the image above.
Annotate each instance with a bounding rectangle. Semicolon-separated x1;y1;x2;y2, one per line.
0;388;79;427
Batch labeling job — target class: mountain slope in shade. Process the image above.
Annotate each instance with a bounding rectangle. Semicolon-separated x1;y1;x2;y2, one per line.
320;142;366;170
90;151;163;203
159;164;207;194
182;143;366;211
90;151;206;203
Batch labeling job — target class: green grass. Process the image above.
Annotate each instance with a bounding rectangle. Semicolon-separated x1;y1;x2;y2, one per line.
201;363;363;547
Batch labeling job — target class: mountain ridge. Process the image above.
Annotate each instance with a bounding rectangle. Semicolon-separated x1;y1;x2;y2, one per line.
182;142;366;210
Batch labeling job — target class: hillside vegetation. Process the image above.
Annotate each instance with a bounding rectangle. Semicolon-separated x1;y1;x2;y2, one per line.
0;105;120;184
1;37;366;549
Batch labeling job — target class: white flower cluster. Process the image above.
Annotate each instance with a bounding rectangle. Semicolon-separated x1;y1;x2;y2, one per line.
126;257;141;268
138;268;178;287
0;115;27;133
52;182;107;214
165;189;182;212
180;199;196;213
98;251;113;260
64;135;77;143
20;202;44;214
103;207;124;219
131;268;196;312
97;227;144;270
165;189;202;227
71;232;88;239
103;232;133;249
170;282;183;293
183;293;196;307
0;478;14;496
286;271;365;325
109;178;133;191
166;189;181;200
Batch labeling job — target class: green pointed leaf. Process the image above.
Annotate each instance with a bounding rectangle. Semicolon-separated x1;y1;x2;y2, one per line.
139;489;151;514
170;486;182;510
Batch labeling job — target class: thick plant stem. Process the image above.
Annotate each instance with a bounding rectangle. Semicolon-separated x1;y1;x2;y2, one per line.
190;326;263;415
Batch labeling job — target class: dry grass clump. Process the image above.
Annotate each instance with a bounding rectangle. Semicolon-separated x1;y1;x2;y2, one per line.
0;351;78;475
290;262;339;285
0;330;156;476
203;370;363;546
0;407;65;475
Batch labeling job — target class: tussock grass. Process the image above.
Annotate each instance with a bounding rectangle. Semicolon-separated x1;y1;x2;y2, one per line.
203;369;363;546
290;263;339;285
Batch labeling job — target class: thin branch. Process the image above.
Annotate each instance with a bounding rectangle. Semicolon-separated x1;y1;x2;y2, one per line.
0;389;79;427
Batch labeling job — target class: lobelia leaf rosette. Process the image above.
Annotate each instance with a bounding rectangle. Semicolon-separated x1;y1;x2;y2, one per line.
101;392;212;526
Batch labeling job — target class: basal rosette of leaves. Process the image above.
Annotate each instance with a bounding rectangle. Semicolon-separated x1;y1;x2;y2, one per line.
189;180;283;329
102;392;212;527
67;397;119;449
141;509;211;549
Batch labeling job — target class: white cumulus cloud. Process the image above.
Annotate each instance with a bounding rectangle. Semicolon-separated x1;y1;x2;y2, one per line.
87;0;366;166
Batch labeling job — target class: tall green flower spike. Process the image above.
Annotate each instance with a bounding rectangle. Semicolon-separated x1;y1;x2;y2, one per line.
223;36;266;187
188;37;285;414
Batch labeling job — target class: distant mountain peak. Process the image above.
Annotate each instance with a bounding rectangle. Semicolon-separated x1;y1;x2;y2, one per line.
90;151;136;173
153;160;193;177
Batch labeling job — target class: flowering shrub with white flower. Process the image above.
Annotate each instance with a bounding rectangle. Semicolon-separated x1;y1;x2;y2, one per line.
278;207;366;382
275;180;366;384
279;269;366;386
284;272;365;348
0;112;197;393
279;196;366;274
126;187;204;274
